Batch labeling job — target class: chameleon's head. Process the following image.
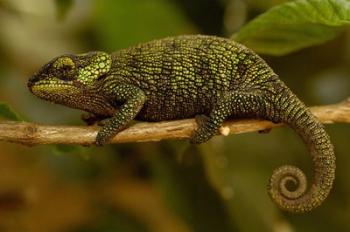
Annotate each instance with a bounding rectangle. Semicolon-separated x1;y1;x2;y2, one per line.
28;51;112;108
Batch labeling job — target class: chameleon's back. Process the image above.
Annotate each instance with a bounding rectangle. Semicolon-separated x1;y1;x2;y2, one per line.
109;35;276;121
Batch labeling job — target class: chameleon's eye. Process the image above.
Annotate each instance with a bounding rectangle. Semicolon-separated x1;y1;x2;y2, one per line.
54;57;75;69
53;57;77;81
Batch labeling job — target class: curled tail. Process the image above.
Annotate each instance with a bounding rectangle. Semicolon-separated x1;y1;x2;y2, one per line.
267;88;336;213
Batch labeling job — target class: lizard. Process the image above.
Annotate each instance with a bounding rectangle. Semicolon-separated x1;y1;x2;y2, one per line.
27;35;335;213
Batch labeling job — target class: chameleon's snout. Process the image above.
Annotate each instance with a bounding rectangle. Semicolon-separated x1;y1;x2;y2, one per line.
27;78;33;88
27;73;45;93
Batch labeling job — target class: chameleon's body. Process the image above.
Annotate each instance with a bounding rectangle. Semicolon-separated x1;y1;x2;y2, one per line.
28;35;335;213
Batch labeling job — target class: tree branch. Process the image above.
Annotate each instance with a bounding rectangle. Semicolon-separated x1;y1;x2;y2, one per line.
0;98;349;146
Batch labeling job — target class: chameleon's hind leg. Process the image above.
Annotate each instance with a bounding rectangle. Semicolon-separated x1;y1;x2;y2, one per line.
190;91;262;144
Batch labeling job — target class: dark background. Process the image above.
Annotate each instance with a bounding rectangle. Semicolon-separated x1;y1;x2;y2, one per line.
0;0;349;231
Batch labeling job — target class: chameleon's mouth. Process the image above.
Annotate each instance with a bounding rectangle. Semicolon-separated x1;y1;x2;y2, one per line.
27;73;46;92
28;77;78;100
28;81;115;116
29;83;85;112
27;78;35;92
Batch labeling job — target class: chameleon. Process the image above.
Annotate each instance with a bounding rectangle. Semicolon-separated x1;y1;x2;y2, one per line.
27;35;335;213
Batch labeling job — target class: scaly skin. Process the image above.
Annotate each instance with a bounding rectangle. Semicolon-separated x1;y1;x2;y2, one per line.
27;35;335;213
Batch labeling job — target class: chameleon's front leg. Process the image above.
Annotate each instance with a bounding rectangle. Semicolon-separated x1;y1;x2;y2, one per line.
96;84;146;145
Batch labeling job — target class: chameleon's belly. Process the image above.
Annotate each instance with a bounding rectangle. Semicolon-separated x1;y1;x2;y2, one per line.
136;92;213;121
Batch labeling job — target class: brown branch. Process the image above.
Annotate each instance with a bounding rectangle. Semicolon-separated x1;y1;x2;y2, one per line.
0;98;349;146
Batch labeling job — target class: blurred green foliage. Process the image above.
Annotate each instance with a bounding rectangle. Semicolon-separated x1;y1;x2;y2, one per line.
151;143;237;232
0;0;349;232
93;0;190;50
70;206;151;232
55;0;74;20
0;102;22;121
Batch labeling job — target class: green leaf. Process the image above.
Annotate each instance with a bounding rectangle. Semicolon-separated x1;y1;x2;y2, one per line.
233;0;350;55
0;102;22;121
54;0;73;20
